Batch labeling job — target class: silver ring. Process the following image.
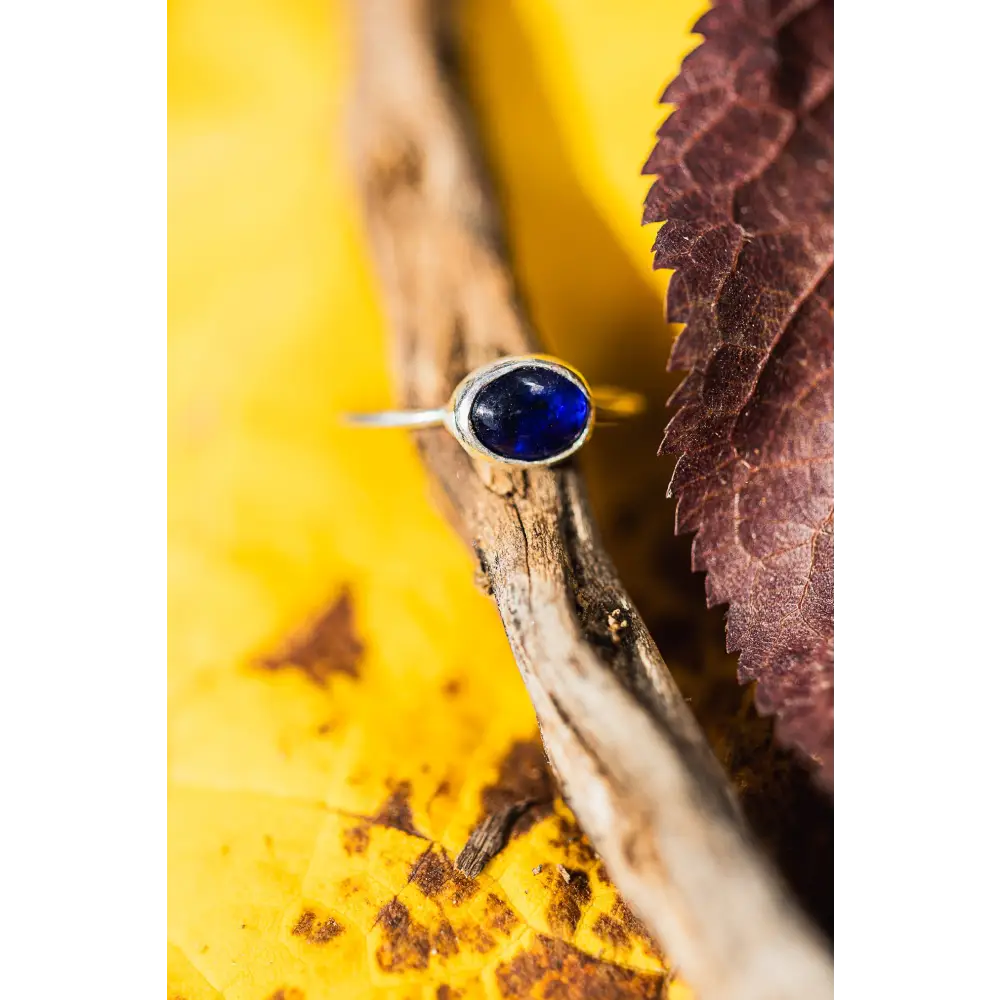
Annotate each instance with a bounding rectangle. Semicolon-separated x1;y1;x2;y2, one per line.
345;354;644;468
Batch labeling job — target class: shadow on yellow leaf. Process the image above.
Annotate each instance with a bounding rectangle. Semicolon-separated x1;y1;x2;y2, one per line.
168;0;708;997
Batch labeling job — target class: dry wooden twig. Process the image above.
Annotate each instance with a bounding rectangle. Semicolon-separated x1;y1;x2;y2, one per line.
346;2;833;998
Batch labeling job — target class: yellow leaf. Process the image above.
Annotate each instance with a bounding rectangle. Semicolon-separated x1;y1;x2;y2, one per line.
168;0;706;997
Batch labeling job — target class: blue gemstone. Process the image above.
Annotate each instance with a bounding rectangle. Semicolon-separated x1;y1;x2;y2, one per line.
470;365;591;462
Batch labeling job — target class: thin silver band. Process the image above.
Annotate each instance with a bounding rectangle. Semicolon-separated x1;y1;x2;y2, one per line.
343;408;447;428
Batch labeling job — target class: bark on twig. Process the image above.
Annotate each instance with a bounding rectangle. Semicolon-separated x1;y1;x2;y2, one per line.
346;3;833;998
455;799;540;879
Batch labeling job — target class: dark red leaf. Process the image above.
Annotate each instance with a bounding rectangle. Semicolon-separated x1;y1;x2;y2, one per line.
643;0;833;787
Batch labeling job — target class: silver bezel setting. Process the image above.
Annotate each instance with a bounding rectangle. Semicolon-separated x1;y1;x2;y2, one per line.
445;354;595;467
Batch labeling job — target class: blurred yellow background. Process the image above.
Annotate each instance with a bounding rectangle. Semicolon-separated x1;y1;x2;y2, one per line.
168;1;705;997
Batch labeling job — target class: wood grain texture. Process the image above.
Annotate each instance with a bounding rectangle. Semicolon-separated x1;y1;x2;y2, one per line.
346;2;832;998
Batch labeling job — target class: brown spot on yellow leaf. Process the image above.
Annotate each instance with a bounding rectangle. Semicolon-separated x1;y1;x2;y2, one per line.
495;935;663;999
258;589;363;686
341;824;370;855
550;812;599;868
592;913;630;949
448;878;480;908
411;847;449;897
542;865;592;938
485;892;517;935
338;782;428;867
457;923;495;954
341;780;426;859
410;846;478;904
371;780;421;837
611;895;662;961
434;921;460;958
267;990;304;1000
309;918;342;944
374;899;459;973
290;909;343;945
374;900;427;972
